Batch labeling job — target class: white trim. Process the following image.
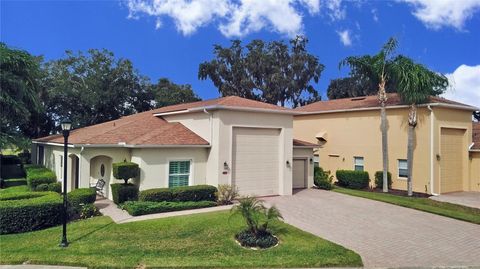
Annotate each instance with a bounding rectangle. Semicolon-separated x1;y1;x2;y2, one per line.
166;158;194;187
428;106;439;195
293;145;320;149
32;141;210;149
469;143;480;152
153;105;302;117
297;102;478;115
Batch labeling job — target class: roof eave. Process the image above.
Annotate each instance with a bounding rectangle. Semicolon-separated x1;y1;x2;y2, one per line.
32;141;211;148
154;105;300;117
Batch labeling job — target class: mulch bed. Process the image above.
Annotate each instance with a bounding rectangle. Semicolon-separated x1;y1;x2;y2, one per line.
367;187;431;198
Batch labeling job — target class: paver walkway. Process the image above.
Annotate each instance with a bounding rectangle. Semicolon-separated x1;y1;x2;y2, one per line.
430;191;480;209
94;196;233;224
263;189;480;268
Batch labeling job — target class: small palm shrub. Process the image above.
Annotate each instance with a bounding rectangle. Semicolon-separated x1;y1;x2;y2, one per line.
231;196;282;249
314;167;333;190
216;184;239;205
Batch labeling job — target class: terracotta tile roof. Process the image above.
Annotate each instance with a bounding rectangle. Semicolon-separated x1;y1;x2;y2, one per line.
293;139;319;147
295;93;476;113
472;122;480;150
151;96;288;114
34;110;209;146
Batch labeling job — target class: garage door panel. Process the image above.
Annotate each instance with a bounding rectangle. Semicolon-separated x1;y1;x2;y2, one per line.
233;128;280;196
440;128;465;193
293;159;306;188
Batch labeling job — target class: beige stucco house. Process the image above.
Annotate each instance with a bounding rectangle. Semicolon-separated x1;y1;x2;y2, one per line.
293;93;480;195
32;96;316;199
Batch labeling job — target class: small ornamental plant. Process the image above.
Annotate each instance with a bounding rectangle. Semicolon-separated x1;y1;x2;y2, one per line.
112;162;139;185
231;196;283;249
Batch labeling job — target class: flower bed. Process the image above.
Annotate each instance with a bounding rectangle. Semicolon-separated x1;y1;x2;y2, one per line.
121;200;217;216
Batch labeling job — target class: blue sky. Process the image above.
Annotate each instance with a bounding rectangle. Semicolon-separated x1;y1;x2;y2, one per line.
1;0;479;105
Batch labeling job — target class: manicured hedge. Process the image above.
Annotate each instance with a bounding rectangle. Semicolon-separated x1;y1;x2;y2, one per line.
1;155;25;179
314;167;333;190
0;155;22;165
25;165;57;190
0;191;63;234
374;171;392;189
139;185;217;202
0;191;45;201
336;170;370;189
111;183;139;204
35;182;61;193
121;200;217;216
112;162;139;184
3;178;27;188
68;188;97;211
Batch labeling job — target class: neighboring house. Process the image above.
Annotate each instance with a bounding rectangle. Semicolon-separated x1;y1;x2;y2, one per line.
32;96;316;199
293;93;480;194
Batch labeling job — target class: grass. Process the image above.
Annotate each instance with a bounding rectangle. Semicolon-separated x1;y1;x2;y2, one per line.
333;187;480;224
0;212;362;268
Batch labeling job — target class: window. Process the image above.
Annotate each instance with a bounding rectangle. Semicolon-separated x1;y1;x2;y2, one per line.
169;160;190;187
38;145;44;165
354;157;364;171
398;159;408;178
313;156;320;167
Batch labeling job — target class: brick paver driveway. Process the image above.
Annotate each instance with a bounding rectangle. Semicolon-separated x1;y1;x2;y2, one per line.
263;189;480;268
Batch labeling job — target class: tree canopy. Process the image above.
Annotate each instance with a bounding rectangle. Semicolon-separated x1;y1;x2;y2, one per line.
199;36;324;108
151;78;201;107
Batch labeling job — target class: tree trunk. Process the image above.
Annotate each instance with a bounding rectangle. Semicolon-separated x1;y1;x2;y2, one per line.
407;104;417;196
378;80;389;193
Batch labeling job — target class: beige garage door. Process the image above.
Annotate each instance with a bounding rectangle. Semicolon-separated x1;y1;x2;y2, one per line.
232;127;280;196
293;159;306;189
440;128;465;193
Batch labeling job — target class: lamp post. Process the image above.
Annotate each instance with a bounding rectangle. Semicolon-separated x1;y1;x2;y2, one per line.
60;119;72;248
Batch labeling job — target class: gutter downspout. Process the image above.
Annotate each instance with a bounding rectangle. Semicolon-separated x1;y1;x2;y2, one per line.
428;105;440;196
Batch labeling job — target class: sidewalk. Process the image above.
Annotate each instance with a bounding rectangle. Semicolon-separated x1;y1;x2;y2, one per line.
94;196;233;224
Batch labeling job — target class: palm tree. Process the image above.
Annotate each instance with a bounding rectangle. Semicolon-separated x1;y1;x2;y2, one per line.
231;196;283;236
391;56;448;196
340;38;398;193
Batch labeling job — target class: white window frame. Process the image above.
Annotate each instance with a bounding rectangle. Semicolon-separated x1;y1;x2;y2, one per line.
167;159;193;188
354;156;364;171
398;159;408;179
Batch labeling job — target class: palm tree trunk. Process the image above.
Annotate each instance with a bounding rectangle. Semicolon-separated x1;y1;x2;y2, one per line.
378;80;389;193
407;104;417;196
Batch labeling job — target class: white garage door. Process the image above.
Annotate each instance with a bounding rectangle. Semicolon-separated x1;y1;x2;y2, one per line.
232;127;280;196
293;159;306;189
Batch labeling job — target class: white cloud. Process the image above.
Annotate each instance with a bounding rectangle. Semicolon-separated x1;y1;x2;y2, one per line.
443;65;480;108
400;0;480;30
126;0;352;37
336;29;352;46
371;8;378;22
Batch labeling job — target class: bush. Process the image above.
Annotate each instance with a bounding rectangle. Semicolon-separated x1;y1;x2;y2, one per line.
26;166;56;190
68;188;97;211
0;155;22;165
111;183;138;204
3;178;27;188
0;191;63;234
139;185;218;203
1;155;25;179
0;192;45;201
139;188;173;202
374;171;392;189
18;151;31;164
335;170;370;189
314;167;333;190
216;184;239;205
34;182;61;193
121;200;217;216
112;162;139;184
80;204;100;219
235;229;278;249
171;185;217;202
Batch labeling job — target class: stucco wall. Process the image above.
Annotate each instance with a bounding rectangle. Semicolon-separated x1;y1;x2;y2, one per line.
163;112;212;142
131;147;208;190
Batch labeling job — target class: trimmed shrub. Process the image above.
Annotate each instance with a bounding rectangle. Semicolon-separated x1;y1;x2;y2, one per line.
374;171;392;190
111;183;138;204
35;182;61;193
0;191;63;234
336;170;370;189
0;155;22;165
0;192;45;201
26;166;56;190
235;229;278;249
216;184;239;205
139;188;173;202
121;200;217;216
112;162;139;184
171;185;217;202
1;155;25;179
68;188;97;211
314;167;333;190
3;178;27;188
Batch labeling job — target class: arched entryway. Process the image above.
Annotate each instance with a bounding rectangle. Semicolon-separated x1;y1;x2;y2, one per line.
69;154;80;190
90;155;113;199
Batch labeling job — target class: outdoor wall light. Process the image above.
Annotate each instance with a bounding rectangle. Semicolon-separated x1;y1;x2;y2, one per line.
286;160;290;167
309;158;313;164
224;161;229;170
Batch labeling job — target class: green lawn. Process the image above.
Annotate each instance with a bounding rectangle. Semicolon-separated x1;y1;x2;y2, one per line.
333;187;480;224
0;211;362;268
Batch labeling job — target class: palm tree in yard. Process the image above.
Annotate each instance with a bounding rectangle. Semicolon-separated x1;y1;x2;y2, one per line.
391;56;448;196
341;38;398;193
